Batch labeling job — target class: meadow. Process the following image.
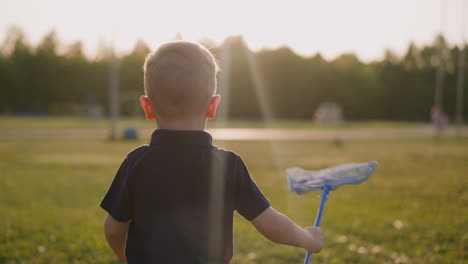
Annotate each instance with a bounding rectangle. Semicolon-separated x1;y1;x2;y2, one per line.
0;118;466;263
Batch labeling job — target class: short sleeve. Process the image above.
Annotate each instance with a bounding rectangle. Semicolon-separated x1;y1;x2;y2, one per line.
100;158;133;222
234;156;270;221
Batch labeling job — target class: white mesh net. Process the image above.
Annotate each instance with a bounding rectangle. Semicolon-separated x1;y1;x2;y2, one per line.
287;161;377;194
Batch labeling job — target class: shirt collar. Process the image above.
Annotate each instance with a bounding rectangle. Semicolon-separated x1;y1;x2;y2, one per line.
150;129;213;146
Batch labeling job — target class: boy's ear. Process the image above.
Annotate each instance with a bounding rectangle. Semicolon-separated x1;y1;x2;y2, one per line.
140;95;156;120
206;94;221;120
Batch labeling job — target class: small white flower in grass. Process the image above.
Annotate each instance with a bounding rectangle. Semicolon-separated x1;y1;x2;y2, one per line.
335;235;348;243
357;247;368;255
247;252;256;259
395;254;409;263
393;219;404;230
371;245;381;254
37;245;46;253
389;252;409;263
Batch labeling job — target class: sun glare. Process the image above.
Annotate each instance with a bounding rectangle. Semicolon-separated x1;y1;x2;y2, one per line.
3;0;464;61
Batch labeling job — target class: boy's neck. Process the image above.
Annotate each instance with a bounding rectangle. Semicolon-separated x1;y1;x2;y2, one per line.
155;118;207;131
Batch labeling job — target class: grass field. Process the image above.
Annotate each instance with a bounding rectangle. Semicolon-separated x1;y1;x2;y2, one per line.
0;118;467;263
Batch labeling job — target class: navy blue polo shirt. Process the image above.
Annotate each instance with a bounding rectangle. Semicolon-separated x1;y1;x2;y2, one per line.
101;129;270;264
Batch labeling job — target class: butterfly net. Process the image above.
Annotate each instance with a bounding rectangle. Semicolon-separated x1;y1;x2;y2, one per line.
287;161;377;195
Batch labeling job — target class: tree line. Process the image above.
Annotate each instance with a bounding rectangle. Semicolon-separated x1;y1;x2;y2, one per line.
0;27;466;121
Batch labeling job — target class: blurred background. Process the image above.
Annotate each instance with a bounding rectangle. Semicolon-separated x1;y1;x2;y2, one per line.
0;0;466;124
0;0;466;263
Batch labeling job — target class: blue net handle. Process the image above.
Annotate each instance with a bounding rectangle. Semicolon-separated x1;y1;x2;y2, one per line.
304;185;330;264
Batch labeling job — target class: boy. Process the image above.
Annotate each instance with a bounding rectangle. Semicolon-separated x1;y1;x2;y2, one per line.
100;41;323;263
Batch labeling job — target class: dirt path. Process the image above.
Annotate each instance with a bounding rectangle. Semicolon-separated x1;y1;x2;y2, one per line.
0;126;466;140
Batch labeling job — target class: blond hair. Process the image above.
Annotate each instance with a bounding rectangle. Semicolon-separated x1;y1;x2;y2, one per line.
143;41;219;119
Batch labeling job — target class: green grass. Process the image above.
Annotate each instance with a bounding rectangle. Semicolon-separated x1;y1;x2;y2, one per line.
0;118;467;263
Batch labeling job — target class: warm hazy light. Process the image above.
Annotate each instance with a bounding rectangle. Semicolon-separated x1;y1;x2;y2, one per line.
1;0;467;61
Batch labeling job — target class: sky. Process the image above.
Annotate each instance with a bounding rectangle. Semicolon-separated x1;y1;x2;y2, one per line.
0;0;467;61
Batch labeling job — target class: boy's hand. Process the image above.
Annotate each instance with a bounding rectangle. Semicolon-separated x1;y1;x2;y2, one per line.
251;207;324;253
303;226;324;253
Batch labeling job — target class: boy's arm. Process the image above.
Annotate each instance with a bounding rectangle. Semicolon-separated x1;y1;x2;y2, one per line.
104;214;132;262
251;206;324;253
